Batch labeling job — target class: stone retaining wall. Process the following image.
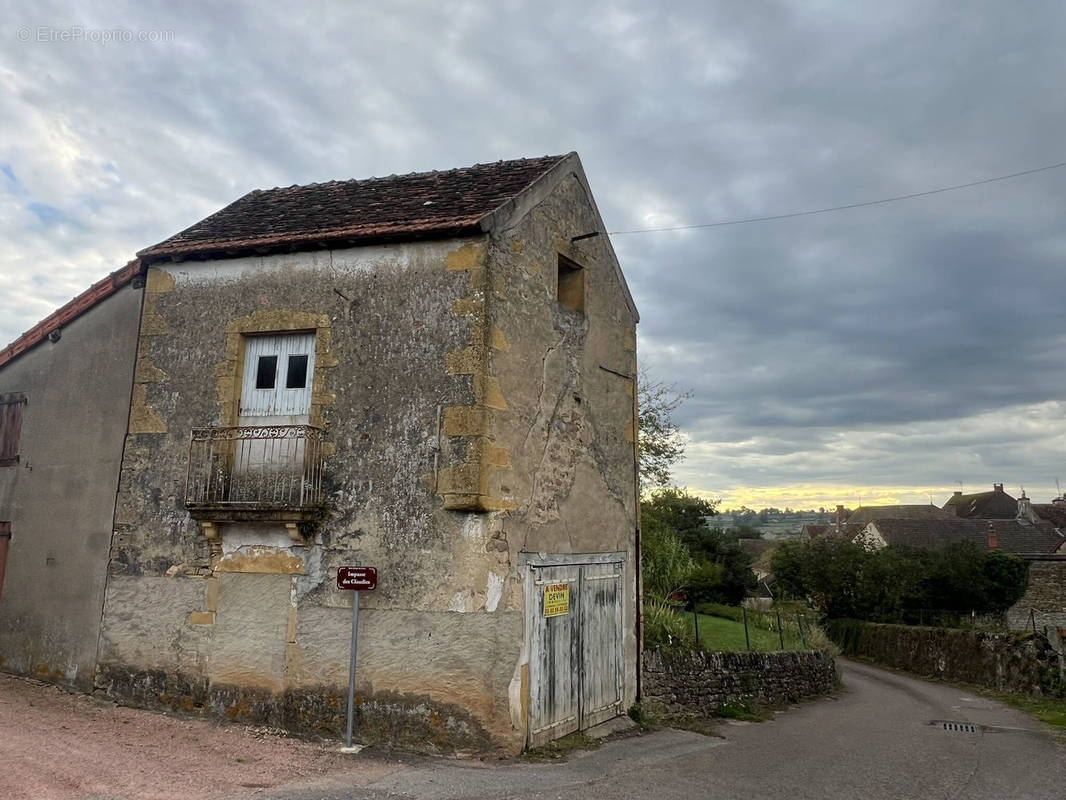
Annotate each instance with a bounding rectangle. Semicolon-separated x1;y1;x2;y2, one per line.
641;649;837;717
826;619;1064;697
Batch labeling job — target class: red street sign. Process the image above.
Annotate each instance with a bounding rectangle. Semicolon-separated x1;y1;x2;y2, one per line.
337;566;377;591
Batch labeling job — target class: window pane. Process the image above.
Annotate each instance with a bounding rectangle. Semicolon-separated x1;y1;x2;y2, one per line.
286;354;309;389
255;356;277;389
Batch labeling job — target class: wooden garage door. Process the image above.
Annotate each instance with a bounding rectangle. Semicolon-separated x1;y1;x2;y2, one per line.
527;559;625;747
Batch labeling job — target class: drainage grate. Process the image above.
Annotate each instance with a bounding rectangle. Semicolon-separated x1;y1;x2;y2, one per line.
935;720;980;734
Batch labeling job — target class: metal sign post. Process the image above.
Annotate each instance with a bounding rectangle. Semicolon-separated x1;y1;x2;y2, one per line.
337;566;377;751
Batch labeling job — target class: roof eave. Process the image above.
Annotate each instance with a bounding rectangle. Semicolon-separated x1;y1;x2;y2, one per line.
138;223;487;266
0;258;145;371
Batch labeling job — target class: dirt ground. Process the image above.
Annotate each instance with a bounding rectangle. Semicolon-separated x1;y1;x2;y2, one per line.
0;673;401;800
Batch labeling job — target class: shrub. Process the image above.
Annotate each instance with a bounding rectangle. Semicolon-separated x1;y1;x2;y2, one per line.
773;539;1030;621
643;599;694;649
641;516;696;601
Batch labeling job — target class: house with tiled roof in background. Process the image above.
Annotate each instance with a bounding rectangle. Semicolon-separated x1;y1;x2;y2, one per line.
943;483;1020;519
827;486;1066;650
854;517;1062;556
816;488;1064;555
0;153;640;754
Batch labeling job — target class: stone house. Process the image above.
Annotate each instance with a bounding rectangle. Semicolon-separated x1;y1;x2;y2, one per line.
852;517;1062;555
0;153;640;754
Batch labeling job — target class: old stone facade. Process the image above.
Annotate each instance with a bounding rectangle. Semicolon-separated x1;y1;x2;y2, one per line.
0;154;639;754
1007;557;1066;652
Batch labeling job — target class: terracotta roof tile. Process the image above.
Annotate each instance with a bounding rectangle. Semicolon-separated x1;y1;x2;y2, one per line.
139;154;569;263
0;259;143;370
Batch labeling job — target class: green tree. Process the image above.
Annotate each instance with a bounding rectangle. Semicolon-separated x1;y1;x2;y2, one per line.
771;538;869;618
641;487;717;541
982;550;1029;611
684;534;756;605
637;370;690;489
927;542;1029;613
855;545;934;622
641;489;755;606
771;538;1030;621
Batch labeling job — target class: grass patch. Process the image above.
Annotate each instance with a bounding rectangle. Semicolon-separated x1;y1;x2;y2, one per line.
688;612;807;652
522;731;599;761
984;691;1066;732
713;699;773;722
662;713;721;736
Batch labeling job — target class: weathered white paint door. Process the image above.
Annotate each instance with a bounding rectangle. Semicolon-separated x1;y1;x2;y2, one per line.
577;561;625;728
527;558;625;747
231;334;316;493
239;333;316;425
528;563;581;746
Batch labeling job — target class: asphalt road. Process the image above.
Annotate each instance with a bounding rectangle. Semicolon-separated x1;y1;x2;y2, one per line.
251;659;1065;800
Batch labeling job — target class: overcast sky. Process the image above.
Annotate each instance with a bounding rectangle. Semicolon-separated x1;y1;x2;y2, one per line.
2;1;1064;509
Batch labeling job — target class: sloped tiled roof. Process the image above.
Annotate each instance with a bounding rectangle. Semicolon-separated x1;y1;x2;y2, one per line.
869;519;1063;555
2;154;578;371
847;504;953;525
1033;503;1066;530
943;488;1017;519
139;154;570;264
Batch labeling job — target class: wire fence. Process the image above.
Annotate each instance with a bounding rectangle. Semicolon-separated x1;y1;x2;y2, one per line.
685;604;821;653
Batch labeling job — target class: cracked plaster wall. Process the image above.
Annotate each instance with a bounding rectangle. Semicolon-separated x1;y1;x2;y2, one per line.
483;173;641;720
97;238;527;752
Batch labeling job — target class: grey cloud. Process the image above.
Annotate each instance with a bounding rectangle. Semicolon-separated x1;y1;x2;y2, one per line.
1;0;1063;499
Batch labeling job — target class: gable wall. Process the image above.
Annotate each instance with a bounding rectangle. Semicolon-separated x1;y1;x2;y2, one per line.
482;172;641;723
854;523;887;550
0;283;142;690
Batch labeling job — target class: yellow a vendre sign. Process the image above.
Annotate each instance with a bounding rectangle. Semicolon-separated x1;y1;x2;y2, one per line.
544;583;570;617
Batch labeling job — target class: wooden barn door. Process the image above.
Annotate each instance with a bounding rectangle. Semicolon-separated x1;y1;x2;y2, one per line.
528;563;581;746
578;561;625;728
527;557;625;747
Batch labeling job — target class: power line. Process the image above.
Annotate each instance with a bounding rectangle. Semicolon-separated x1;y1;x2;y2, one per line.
608;159;1066;235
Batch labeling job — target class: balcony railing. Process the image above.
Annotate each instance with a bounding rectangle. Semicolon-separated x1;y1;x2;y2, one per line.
185;424;325;511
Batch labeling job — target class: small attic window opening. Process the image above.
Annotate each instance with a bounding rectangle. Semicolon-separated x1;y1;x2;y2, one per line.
557;255;585;314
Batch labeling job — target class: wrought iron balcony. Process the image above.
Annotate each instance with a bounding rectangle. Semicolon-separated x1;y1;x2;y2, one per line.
184;425;325;522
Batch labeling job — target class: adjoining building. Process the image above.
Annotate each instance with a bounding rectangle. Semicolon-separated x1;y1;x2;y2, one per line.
0;153;640;754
